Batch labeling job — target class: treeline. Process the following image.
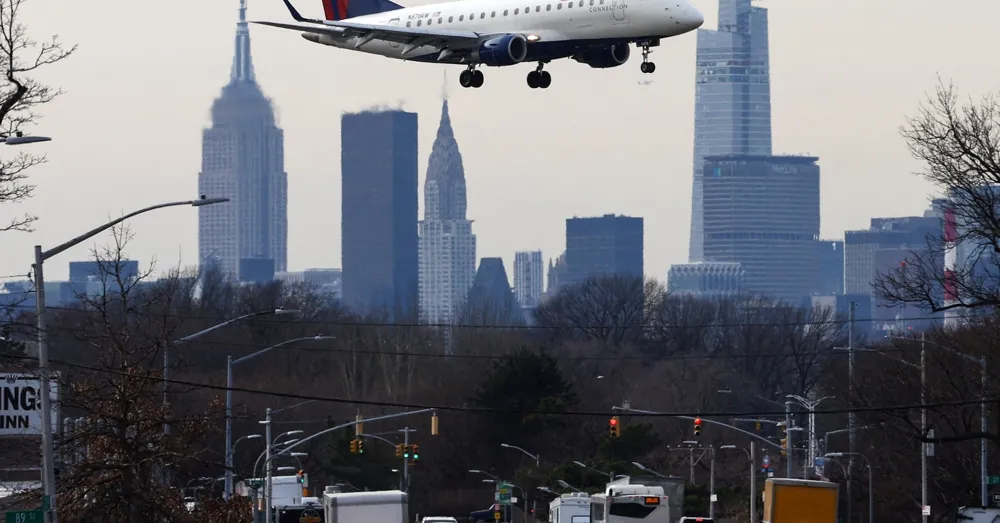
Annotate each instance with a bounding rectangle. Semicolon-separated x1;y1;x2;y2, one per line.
1;228;993;523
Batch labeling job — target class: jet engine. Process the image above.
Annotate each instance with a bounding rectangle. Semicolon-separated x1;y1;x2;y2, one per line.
473;34;529;66
575;43;630;68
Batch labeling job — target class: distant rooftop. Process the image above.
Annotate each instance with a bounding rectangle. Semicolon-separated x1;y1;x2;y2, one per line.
703;154;819;164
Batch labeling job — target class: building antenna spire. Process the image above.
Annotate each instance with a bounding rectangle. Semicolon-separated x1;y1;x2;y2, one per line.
442;69;449;101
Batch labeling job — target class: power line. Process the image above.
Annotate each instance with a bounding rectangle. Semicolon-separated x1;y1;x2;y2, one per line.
0;318;931;362
5;302;944;331
1;350;985;418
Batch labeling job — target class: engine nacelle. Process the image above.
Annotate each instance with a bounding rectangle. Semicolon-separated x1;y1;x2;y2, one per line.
472;34;529;67
575;43;631;68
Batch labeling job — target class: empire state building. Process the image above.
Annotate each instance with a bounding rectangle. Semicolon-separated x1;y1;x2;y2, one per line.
198;0;288;280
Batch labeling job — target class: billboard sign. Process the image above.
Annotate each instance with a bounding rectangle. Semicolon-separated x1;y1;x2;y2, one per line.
0;374;58;436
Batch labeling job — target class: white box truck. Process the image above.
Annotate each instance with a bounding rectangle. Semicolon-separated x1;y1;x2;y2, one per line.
549;492;591;523
322;488;408;523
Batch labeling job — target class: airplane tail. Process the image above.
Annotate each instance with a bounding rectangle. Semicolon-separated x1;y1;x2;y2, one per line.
320;0;404;20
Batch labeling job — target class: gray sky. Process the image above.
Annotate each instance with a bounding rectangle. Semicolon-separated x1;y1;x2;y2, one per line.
5;0;999;281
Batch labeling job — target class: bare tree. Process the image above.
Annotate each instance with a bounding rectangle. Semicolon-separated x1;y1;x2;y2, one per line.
533;275;661;348
874;81;1000;314
52;227;224;522
0;0;75;231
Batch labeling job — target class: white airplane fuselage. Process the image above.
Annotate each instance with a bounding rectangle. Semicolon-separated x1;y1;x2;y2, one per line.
302;0;703;64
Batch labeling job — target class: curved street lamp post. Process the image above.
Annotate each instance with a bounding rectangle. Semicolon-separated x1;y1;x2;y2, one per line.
32;192;228;521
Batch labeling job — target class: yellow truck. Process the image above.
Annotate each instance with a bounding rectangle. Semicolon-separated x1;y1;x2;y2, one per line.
762;478;839;523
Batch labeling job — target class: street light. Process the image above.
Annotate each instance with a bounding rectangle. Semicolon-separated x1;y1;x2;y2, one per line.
31;194;229;520
225;335;334;498
721;443;757;523
500;443;540;466
556;480;584;493
826;452;874;523
631;461;668;479
1;132;51;145
574;460;614;481
469;469;501;481
785;394;834;475
167;307;300;435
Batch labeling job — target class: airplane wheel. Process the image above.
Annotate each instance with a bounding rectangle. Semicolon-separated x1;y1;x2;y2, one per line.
539;71;552;89
527;71;540;88
460;70;474;88
647;62;656;73
640;62;648;73
472;70;485;88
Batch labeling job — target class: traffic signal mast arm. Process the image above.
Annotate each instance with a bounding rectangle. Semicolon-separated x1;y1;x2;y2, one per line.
612;405;784;451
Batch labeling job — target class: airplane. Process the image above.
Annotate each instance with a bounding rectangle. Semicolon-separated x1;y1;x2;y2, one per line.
253;0;704;89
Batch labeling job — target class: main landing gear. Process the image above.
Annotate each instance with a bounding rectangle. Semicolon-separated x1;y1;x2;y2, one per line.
526;62;551;89
459;66;484;88
639;43;656;73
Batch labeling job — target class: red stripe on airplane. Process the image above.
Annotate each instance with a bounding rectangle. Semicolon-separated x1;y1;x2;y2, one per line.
337;0;350;19
323;0;335;19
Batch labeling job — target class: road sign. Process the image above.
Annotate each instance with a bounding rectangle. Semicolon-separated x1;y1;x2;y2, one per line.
922;505;931;516
762;455;770;468
989;476;1000;485
0;374;60;436
498;482;512;505
5;510;42;523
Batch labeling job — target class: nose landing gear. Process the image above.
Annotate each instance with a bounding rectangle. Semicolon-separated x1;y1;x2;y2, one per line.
639;43;655;73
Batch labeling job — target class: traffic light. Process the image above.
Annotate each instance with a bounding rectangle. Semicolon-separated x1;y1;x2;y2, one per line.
395;443;405;458
403;445;411;459
755;421;761;432
357;438;364;454
349;439;358;454
412;444;420;462
609;416;621;437
693;417;702;437
296;470;305;483
780;438;788;457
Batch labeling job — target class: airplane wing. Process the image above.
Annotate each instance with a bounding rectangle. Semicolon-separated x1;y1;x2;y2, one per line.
252;19;485;52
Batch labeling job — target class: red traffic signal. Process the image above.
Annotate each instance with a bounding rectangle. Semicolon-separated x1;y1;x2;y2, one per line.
694;417;702;426
693;417;702;436
609;416;621;437
610;418;618;426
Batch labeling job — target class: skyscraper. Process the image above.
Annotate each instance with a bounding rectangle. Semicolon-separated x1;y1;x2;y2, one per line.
689;0;772;262
513;250;543;308
341;109;419;316
701;154;819;301
418;97;476;325
198;0;288;279
565;214;644;286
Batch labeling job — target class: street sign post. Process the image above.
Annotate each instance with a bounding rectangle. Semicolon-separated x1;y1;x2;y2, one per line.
5;510;42;523
988;476;1000;485
497;482;512;505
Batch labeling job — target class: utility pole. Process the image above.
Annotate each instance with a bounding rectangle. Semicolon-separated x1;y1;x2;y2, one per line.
690;448;695;484
749;440;757;523
264;408;273;523
848;301;857;522
709;447;716;519
921;332;928;523
400;427;414;493
785;402;793;478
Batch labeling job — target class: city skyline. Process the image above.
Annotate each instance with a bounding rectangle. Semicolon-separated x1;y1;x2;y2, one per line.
7;0;999;281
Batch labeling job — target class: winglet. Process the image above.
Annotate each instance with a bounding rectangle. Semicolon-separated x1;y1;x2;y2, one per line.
281;0;314;22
